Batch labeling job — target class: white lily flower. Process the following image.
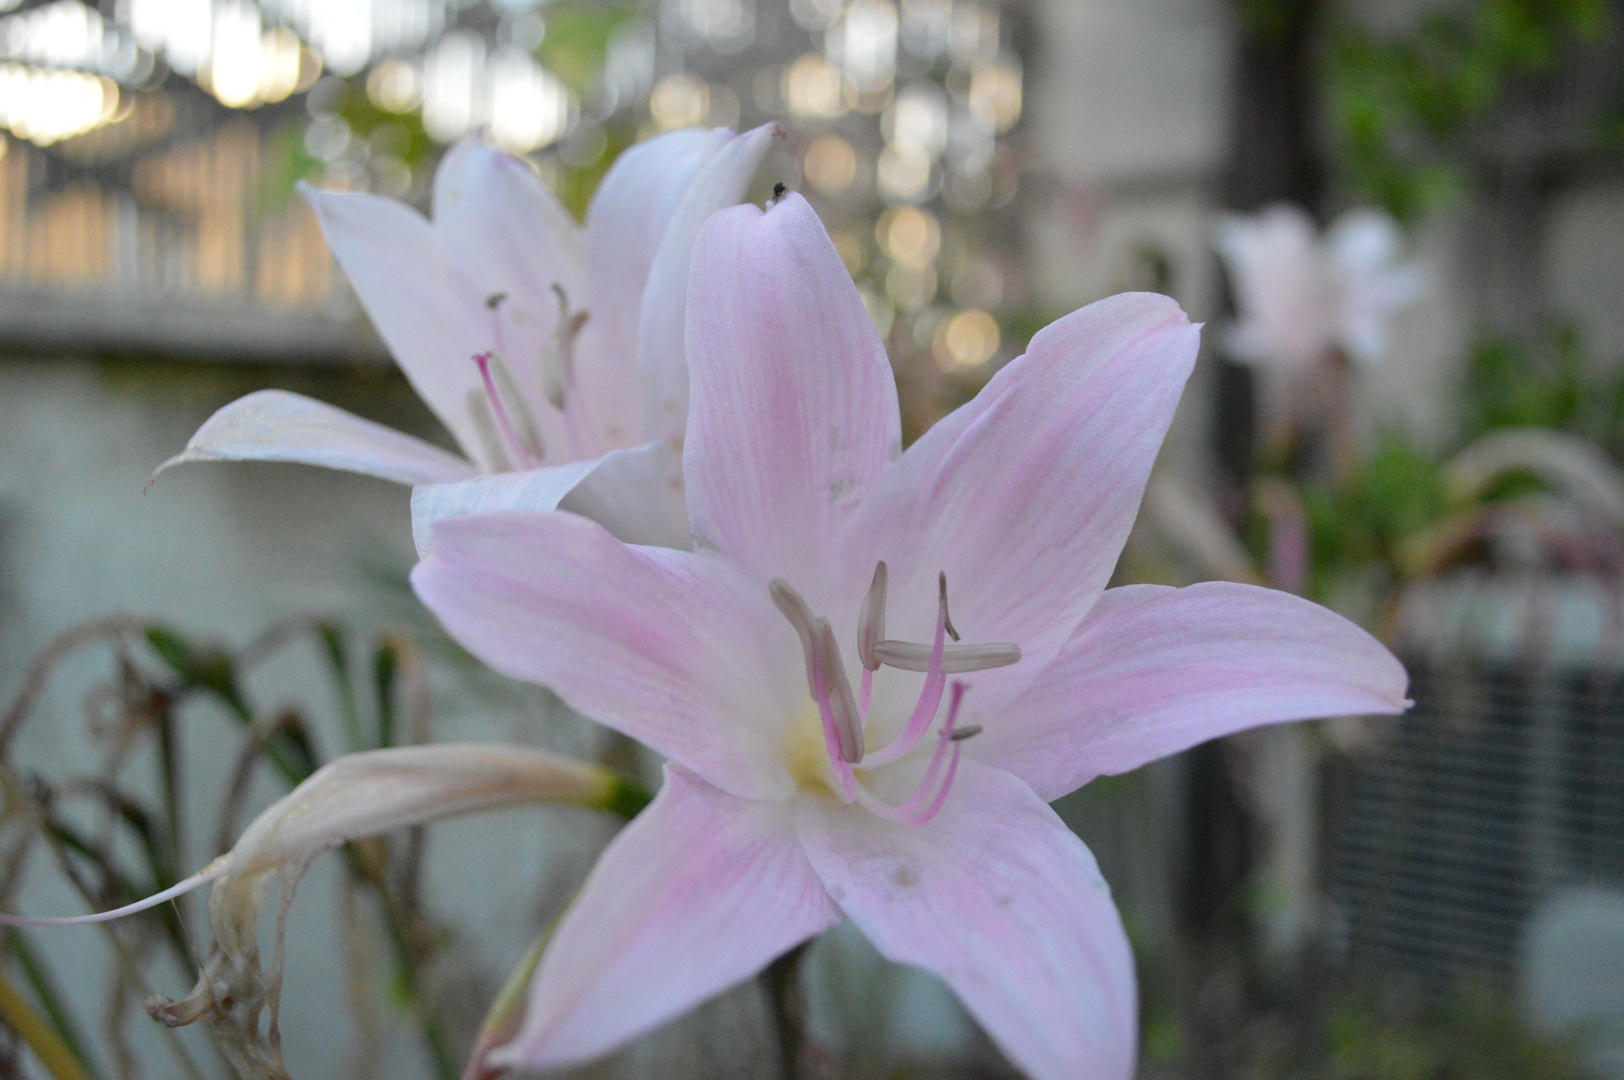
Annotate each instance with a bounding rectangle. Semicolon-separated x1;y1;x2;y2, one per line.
1214;203;1427;374
159;124;780;554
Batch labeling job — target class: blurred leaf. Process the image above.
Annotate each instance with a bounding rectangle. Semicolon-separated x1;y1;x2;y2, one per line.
538;3;638;96
1324;0;1608;219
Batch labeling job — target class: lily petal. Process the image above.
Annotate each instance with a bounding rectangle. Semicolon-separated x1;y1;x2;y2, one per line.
854;293;1200;686
557;443;692;549
580;128;716;445
493;765;840;1069
684;192;901;592
976;582;1410;801
301;185;502;465
411;512;798;800
795;761;1137;1080
411;460;602;558
430;138;586;431
411;444;691;557
157;389;477;487
635;123;781;456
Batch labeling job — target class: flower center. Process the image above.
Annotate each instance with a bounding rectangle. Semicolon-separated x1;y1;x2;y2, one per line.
770;563;1020;826
464;286;593;471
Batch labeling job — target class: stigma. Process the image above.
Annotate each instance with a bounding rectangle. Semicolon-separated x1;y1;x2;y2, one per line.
770;563;1020;825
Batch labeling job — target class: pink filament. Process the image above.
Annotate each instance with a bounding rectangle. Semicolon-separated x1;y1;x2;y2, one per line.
472;353;539;469
857;592;949;769
851;682;968;827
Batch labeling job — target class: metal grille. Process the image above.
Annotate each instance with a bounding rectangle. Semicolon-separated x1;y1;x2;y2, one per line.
1331;659;1624;982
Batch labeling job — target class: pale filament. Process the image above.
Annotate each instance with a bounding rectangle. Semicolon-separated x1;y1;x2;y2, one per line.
469;286;596;470
770;564;1020;826
473;352;541;470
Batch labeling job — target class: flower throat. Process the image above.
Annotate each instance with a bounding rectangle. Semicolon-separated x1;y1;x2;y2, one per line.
770;563;1020;826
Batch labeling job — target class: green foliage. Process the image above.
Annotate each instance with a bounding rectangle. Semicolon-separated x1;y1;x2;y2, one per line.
1461;325;1624;459
1237;0;1320;44
332;81;439;169
1321;982;1586;1080
554;124;636;221
537;3;638;96
1325;0;1607;219
1290;436;1452;600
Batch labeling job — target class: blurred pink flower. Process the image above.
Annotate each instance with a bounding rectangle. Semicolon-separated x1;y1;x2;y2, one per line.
1215;204;1426;373
161;124;779;553
412;194;1410;1080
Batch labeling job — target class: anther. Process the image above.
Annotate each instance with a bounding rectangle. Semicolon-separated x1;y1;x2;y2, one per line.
949;724;983;742
938;572;960;642
540;284;591;414
768;181;788;207
485;292;508;310
772;579;864;767
871;641;1021;673
813;619;864;763
769;578;819;688
857;561;888;671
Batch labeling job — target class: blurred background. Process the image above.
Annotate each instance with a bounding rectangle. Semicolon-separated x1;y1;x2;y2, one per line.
1;0;1623;1078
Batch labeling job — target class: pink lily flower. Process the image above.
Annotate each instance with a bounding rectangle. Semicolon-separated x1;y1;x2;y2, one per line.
161;124;779;553
411;194;1410;1080
1215;203;1426;374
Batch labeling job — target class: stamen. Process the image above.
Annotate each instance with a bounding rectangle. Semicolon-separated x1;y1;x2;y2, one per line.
771;579;857;797
538;283;594;458
769;579;820;691
859;576;951;769
465;388;512;473
490;352;547;460
551;283;589;396
939;572;961;642
858;561;887;671
473;353;541;469
814;619;864;763
851;682;969;827
871;641;1022;673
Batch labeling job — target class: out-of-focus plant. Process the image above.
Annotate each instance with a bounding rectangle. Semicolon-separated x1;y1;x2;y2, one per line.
1318;981;1587;1080
1325;0;1608;220
0;613;583;1080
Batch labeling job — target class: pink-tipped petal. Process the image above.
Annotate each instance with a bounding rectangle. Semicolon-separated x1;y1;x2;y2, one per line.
157;389;477;487
977;582;1410;801
493;765;840;1069
685;193;901;592
852;293;1200;692
635;123;780;454
411;512;796;800
796;761;1137;1080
